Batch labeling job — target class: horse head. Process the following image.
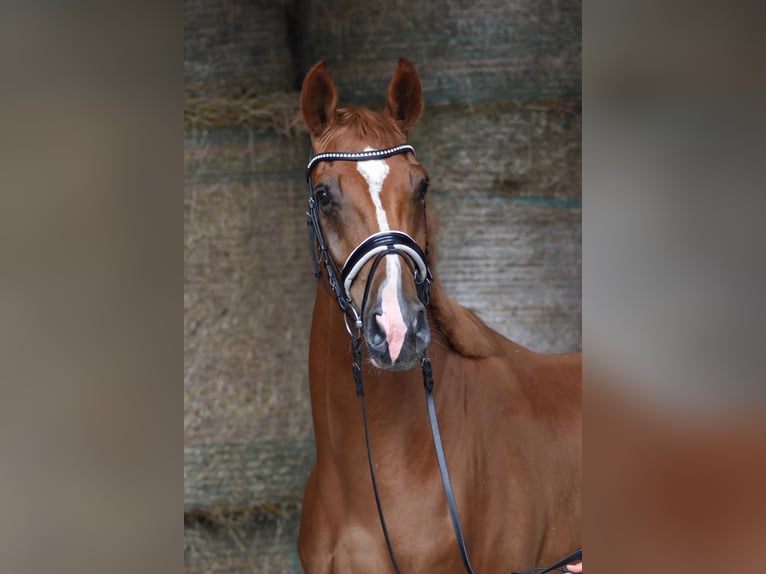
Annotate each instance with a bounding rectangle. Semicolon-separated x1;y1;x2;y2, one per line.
301;58;431;371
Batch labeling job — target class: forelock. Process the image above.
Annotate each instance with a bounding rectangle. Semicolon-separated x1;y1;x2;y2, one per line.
316;107;406;150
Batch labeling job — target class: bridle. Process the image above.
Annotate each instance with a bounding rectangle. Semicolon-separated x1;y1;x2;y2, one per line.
306;144;432;335
305;144;581;574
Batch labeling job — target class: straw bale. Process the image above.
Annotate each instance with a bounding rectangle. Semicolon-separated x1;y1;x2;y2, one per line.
414;101;582;351
184;439;313;512
434;195;581;353
184;127;314;447
412;99;581;202
185;509;301;573
297;0;581;104
184;90;302;132
185;0;294;99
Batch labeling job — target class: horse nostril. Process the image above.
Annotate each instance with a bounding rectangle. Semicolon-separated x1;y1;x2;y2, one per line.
414;309;430;351
412;309;427;332
367;314;388;353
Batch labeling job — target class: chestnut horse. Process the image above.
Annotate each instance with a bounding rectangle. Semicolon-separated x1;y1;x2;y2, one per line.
297;58;581;573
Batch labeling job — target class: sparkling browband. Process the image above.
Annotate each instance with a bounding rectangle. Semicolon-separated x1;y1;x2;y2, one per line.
306;144;415;180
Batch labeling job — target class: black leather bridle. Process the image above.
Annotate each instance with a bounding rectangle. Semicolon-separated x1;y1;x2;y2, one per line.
305;144;581;574
306;144;432;333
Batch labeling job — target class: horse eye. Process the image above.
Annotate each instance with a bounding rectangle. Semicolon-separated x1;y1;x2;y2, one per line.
315;185;333;209
418;178;430;200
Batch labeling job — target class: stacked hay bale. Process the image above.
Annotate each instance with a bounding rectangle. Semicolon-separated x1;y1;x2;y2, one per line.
295;0;581;103
184;121;314;571
185;1;312;571
185;0;580;572
184;0;294;98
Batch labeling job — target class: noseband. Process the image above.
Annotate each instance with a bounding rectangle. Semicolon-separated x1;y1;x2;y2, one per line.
304;144;580;574
306;144;431;333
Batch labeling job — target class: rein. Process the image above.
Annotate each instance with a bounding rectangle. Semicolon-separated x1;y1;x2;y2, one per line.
305;144;580;574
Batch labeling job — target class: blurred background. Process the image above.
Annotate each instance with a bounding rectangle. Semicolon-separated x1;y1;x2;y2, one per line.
184;0;581;571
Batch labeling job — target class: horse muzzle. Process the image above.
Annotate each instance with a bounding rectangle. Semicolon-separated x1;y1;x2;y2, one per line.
364;299;430;371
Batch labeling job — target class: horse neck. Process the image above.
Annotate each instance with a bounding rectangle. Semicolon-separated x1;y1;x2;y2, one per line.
308;285;431;468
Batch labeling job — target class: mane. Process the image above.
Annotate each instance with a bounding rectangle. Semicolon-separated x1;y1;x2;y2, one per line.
424;206;499;359
315;107;406;151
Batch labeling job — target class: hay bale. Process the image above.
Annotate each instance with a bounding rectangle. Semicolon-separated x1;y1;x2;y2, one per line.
184;126;314;447
185;510;302;573
184;90;302;131
184;439;314;512
434;195;581;353
185;0;294;99
411;99;581;203
411;100;582;352
296;0;581;104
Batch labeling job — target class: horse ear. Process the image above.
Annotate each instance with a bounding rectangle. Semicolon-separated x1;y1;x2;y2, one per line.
385;58;424;133
301;60;338;139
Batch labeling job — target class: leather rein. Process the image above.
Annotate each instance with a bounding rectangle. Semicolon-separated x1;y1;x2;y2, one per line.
305;144;580;574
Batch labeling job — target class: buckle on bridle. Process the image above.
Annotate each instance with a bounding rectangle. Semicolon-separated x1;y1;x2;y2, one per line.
343;306;363;338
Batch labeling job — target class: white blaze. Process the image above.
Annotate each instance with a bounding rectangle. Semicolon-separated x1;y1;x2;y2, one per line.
356;149;407;363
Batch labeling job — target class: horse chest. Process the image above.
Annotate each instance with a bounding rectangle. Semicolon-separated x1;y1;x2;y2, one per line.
304;521;463;574
299;468;471;573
